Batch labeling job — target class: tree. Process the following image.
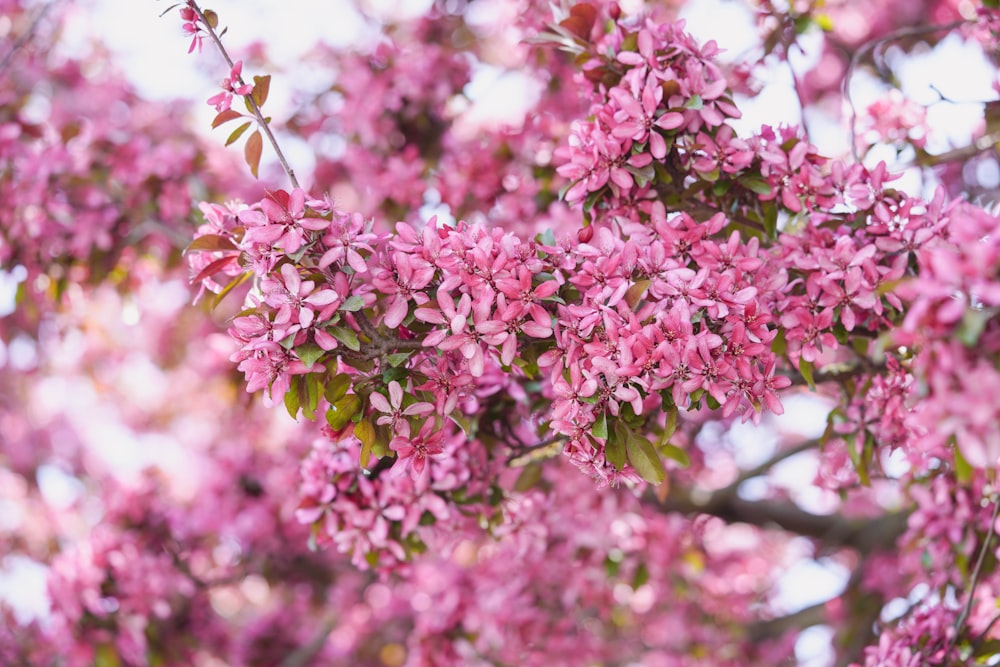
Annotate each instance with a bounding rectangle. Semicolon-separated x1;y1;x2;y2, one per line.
3;0;1000;664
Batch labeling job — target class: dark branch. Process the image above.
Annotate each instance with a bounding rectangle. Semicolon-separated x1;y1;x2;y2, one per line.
645;486;909;554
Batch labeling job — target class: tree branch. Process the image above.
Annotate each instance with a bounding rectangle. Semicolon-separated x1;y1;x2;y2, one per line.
279;614;338;667
645;486;909;554
188;1;300;189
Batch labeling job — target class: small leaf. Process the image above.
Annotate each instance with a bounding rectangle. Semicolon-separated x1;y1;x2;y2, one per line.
684;94;703;110
211;270;252;309
296;343;325;369
558;2;597;41
212;109;243;128
202;9;219;28
592;411;608;440
245;130;263;178
284;376;302;419
626;432;666;485
741;176;772;196
954;444;973;484
624;279;651;309
324;373;352;404
799;358;816;390
326;394;361;431
330;326;360;352
662;407;678;443
251;74;271;107
605;427;627;471
192;254;237;284
659;443;690;468
304;372;321;420
771;328;787;357
340;295;365;312
356;418;376;468
225;120;252;147
185;234;237;253
513;463;544;491
763;201;779;239
159;3;182;18
385;352;412;367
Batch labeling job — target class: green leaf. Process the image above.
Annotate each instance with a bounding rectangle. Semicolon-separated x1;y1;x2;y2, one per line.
605;427;626;471
536;228;556;246
356;417;376;468
382;366;407;384
626;431;666;484
330;326;361;352
340;295;365;312
326;394;361;431
662;407;678;442
958;307;994;347
303;372;321;420
210;269;252;310
284;376;301;419
763;201;778;239
741;176;772;196
799;358;816;391
225;120;252;147
325;373;352;404
95;644;122;667
771;328;787;357
385;352;412;367
592;411;608;440
513;463;544;492
659;443;690;468
684;94;703;110
954;444;973;484
296;343;324;369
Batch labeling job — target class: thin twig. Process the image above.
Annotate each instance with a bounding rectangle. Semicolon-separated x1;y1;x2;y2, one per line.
716;437;820;498
188;1;300;189
945;490;1000;660
279;614;338;667
0;4;51;76
843;20;968;163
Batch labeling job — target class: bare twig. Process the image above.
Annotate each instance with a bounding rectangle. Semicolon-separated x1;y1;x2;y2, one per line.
716;437;820;498
843;20;968;163
0;4;51;76
945;491;1000;660
279;614;338;667
187;1;300;189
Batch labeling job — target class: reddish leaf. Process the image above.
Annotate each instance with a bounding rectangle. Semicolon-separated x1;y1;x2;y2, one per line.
212;109;243;128
245;130;263;178
251;74;271;108
203;8;219;28
192;255;238;285
185;234;237;253
558;3;596;41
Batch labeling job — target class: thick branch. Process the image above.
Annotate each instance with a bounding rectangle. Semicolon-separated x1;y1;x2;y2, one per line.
645;487;908;554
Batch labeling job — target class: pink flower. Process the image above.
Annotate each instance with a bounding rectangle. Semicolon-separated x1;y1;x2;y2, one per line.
369;381;434;435
390;419;445;480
